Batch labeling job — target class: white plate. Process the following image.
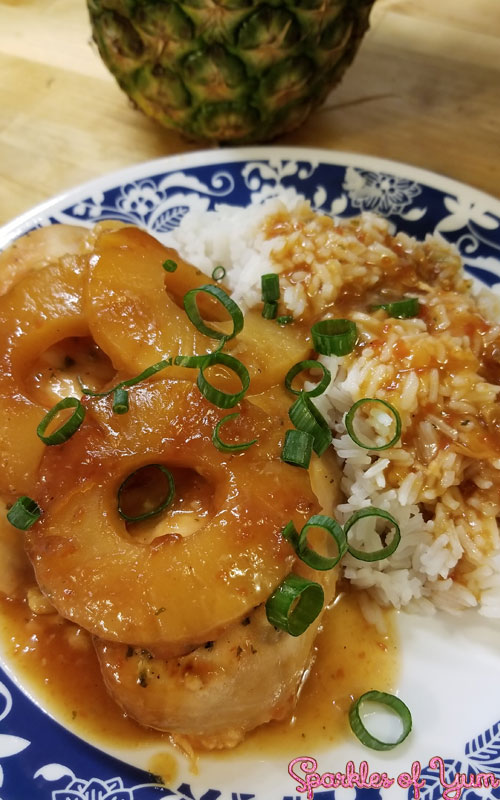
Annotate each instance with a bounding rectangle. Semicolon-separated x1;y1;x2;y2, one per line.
0;146;500;800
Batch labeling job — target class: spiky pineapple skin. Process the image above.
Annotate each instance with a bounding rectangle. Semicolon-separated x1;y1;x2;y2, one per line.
87;0;375;144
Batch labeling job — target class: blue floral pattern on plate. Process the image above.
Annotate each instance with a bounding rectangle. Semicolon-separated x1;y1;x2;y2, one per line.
44;157;500;291
0;148;499;800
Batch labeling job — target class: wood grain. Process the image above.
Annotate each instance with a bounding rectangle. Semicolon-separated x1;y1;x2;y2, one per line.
1;0;499;226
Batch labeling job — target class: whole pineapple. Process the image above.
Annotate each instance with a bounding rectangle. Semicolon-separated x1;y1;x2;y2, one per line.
87;0;375;144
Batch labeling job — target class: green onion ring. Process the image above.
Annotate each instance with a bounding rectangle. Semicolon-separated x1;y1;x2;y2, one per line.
117;464;175;523
7;496;42;530
37;397;86;445
112;387;129;415
79;358;172;398
344;507;401;562
371;297;419;319
174;337;227;369
299;514;347;570
349;690;412;751
283;514;347;571
183;285;243;341
276;315;294;325
311;318;358;356
174;354;212;369
212;265;226;282
345;397;401;451
261;273;280;302
212;412;257;453
285;360;331;398
197;351;250;409
162;259;177;273
281;429;314;469
262;300;278;320
265;573;324;636
289;392;332;456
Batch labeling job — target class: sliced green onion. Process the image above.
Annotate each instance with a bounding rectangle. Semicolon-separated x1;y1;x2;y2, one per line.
262;300;278;319
261;273;280;302
162;259;177;273
311;318;358;356
283;514;347;571
183;285;243;341
281;429;314;468
174;337;227;370
344;507;401;562
79;358;172;398
345;398;401;451
117;464;175;523
349;691;412;751
174;353;212;369
37;397;86;445
197;351;250;409
289;392;332;456
276;315;294;326
265;573;324;636
119;358;172;388
371;297;419;318
212;265;226;282
113;387;129;415
212;412;257;453
7;496;41;530
285;360;331;398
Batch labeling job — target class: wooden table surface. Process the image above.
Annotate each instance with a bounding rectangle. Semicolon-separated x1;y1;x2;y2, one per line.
1;0;499;228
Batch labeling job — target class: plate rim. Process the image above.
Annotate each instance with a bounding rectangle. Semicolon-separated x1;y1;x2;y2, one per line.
1;145;500;249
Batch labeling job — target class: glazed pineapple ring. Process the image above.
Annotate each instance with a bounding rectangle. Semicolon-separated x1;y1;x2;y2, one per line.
92;452;341;746
84;226;216;382
0;256;88;496
85;227;310;393
26;378;319;656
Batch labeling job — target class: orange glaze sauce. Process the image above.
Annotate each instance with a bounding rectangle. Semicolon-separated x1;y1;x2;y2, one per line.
0;593;168;748
0;587;397;775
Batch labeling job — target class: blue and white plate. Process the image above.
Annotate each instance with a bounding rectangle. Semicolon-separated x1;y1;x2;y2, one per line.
0;147;500;800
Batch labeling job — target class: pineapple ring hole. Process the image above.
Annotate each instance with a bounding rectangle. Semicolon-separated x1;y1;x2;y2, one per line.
23;336;116;406
120;466;215;544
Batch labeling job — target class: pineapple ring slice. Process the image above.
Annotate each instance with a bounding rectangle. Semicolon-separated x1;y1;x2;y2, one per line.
26;377;320;657
92;451;341;743
85;227;310;395
0;256;88;496
84;227;216;382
